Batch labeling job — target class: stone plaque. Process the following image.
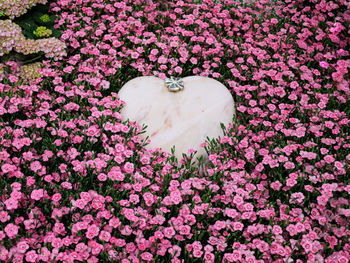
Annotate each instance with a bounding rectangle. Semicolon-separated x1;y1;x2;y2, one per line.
118;76;235;161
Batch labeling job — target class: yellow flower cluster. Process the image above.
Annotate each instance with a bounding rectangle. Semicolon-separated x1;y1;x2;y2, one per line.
14;38;41;55
18;62;43;84
33;26;52;38
0;0;48;20
39;14;50;23
1;19;67;61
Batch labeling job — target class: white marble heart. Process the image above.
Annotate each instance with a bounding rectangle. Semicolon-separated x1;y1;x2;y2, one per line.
118;76;235;161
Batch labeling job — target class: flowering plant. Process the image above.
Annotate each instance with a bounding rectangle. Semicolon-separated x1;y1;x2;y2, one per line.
0;0;349;262
33;26;52;38
39;14;51;23
0;0;48;19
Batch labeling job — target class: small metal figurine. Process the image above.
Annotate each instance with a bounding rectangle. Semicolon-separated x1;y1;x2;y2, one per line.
165;76;184;92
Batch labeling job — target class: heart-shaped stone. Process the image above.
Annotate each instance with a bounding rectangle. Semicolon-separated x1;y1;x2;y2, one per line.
118;76;235;161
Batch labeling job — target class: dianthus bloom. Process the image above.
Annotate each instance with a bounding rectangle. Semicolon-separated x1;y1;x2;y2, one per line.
319;61;329;69
123;162;134;173
4;223;19;239
26;250;38;262
140;252;153;261
163;227;175;238
289;192;305;205
31;189;44;200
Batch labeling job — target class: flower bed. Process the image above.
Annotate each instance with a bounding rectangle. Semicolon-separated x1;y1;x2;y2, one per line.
0;0;349;262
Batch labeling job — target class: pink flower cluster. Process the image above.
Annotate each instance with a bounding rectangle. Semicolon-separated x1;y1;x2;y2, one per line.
0;0;349;262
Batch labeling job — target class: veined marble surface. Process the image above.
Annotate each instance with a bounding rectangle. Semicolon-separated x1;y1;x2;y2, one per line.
118;76;235;161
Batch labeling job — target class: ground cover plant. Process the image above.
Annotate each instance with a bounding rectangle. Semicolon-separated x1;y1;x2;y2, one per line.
0;0;350;262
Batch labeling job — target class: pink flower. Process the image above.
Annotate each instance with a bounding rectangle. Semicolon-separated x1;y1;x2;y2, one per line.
203;252;215;262
233;195;244;205
17;241;29;253
120;225;132;236
86;231;97;239
300;151;317;160
26;250;38;262
204;245;214;252
163;227;176;239
295;222;306;233
131;52;139;59
320;61;329;69
192;241;203;250
75;221;88;231
109;217;121;228
91;199;103;210
87;224;99;235
232;250;242;261
286;178;297;187
233;222;244;231
214;221;226;230
343;10;350;22
174;66;182;74
4;198;18;210
129;194;140;204
158;56;167;64
52;238;63;248
286;224;297;236
75;199;87;209
97;173;107;181
1;163;16;173
223;253;234;262
244;148;255;160
123;162;134;173
284;161;295;170
324;154;335;164
4;223;18;239
193;249;203;258
114;171;125;181
30;161;42;172
125;242;135;252
302;241;312;252
31;189;44;201
170;191;182;205
290;192;305;204
51;193;61;203
39;247;50;261
115;143;124;153
140;252;153;261
8;75;18;83
0;211;10;223
63;66;74;73
179;225;191;235
295;127;306;138
272;225;282;235
334;161;344;170
99;230;111;242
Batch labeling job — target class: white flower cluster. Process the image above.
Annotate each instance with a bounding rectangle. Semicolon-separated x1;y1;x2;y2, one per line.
18;62;43;83
0;20;23;56
0;19;67;61
0;0;48;20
